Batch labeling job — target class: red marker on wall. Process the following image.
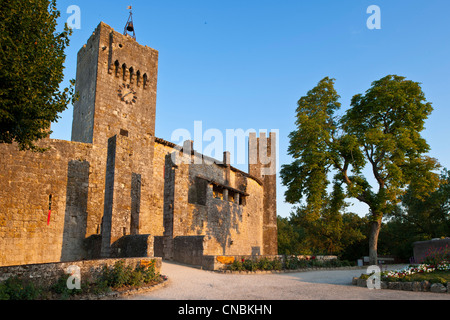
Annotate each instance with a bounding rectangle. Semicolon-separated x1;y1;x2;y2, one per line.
47;195;52;225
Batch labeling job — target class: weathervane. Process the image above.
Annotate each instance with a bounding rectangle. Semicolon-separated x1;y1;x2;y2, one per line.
124;5;136;40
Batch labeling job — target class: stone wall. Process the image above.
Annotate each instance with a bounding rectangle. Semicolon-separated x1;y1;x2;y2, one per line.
152;139;267;263
0;139;101;266
0;257;161;287
413;238;450;263
173;236;205;266
0;133;158;267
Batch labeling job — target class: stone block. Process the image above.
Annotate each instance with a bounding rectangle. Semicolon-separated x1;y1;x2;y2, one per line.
357;278;367;288
388;282;402;290
412;282;422;292
401;282;413;291
430;283;446;293
421;281;431;292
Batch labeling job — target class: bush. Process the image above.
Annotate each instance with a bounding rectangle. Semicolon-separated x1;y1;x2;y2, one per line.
50;273;84;300
226;256;351;272
0;277;41;300
243;259;258;272
284;256;308;270
228;260;245;272
100;260;159;289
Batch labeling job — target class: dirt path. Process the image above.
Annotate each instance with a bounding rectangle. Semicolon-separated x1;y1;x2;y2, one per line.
122;262;450;300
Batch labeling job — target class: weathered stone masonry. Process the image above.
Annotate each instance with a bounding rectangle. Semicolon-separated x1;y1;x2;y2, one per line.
0;22;278;268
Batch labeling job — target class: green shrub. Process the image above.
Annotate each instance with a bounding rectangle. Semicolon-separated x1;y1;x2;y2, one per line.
100;260;159;289
0;277;41;300
228;260;245;271
257;258;273;271
50;274;83;300
0;282;10;300
242;259;258;272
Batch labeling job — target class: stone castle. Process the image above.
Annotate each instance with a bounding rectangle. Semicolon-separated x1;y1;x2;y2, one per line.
0;22;278;268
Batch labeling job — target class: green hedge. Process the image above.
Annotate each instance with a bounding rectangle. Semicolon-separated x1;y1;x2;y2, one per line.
227;256;353;272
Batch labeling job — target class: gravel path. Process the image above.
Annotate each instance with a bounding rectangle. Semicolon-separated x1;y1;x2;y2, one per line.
122;262;450;300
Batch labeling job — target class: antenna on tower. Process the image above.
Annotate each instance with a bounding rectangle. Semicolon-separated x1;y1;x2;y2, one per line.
124;5;136;40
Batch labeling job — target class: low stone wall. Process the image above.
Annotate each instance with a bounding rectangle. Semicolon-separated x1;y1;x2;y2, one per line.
353;278;450;293
202;255;338;271
0;257;162;287
173;236;205;266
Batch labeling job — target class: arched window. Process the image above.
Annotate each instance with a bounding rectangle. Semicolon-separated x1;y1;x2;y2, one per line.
129;67;134;83
122;63;127;81
143;73;148;89
136;70;141;87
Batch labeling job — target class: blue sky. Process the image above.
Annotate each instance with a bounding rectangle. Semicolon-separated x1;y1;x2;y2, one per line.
51;0;450;218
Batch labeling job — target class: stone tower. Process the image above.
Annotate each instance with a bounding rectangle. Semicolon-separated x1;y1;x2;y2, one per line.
71;22;159;257
249;132;278;255
71;21;158;147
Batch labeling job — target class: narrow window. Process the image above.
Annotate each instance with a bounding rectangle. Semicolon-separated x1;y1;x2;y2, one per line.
122;63;127;81
136;70;141;87
114;60;120;77
143;73;148;89
129;67;134;83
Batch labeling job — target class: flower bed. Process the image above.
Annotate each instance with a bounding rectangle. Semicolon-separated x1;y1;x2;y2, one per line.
355;262;450;293
381;262;450;282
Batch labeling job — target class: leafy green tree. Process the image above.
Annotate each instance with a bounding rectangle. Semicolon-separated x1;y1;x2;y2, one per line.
381;168;450;259
277;216;310;255
0;0;75;151
288;183;366;256
281;75;440;264
400;169;450;238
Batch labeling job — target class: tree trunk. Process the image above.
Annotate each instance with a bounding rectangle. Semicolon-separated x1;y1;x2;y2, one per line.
368;218;382;265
